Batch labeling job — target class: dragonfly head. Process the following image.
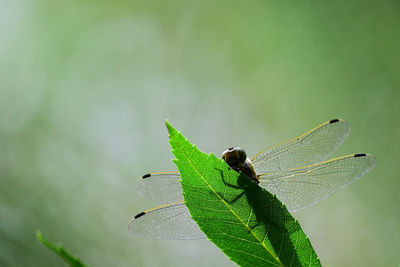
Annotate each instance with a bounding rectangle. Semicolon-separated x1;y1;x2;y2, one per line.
222;147;247;167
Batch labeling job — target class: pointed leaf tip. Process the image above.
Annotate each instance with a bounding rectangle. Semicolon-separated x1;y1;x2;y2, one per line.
165;120;178;139
165;120;173;132
36;230;43;240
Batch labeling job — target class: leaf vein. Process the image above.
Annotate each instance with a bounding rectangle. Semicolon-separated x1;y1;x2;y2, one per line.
175;142;284;266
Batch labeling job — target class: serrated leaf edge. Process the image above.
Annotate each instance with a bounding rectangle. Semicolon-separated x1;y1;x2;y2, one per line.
166;121;284;267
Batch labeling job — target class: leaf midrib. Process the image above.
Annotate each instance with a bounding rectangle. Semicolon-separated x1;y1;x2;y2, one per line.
176;143;284;267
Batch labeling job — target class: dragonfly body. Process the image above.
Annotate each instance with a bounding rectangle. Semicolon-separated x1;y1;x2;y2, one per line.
130;119;376;239
221;147;259;183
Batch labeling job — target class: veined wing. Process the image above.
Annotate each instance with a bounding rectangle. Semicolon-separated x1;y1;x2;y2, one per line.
251;119;350;173
129;201;205;239
258;153;376;212
136;172;183;204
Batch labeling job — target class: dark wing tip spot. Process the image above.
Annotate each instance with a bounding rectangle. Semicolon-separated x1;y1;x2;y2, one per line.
329;119;340;123
134;211;146;219
354;153;366;157
142;174;151;179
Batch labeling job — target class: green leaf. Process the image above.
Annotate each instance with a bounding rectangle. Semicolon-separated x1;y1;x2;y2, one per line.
36;230;89;267
166;121;321;267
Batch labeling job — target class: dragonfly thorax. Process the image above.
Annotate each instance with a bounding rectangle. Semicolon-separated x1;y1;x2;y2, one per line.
222;147;259;183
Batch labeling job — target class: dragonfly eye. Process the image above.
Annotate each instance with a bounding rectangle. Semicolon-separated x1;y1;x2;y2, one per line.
222;147;247;166
236;147;247;162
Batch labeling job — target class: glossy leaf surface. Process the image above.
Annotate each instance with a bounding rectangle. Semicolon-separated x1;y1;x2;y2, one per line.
166;122;321;267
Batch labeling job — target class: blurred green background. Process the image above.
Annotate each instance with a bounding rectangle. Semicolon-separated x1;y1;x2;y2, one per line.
1;0;399;266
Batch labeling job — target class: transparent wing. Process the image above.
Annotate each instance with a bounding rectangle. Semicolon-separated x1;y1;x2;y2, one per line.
136;172;183;204
258;153;376;212
129;201;205;240
251;119;350;173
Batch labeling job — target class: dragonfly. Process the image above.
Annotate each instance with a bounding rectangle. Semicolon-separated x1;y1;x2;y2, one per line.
129;119;376;239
